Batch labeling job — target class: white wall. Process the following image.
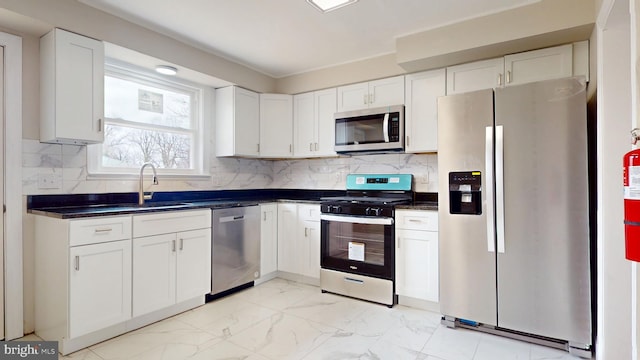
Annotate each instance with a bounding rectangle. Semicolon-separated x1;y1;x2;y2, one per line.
596;0;633;359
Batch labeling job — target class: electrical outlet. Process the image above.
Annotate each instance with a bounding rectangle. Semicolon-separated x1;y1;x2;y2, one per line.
38;174;61;189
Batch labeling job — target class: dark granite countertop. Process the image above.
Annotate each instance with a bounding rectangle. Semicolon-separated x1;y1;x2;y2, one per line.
27;189;437;219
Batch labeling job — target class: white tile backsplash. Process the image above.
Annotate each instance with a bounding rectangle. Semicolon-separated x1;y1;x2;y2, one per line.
22;138;438;195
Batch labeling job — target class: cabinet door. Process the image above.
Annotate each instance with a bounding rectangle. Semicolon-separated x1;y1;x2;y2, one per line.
446;58;504;94
176;228;211;302
369;75;405;108
235;87;261;156
260;94;293;157
337;82;370;112
395;229;439;302
260;203;279;276
404;69;446;153
69;240;131;338
315;88;338;156
300;219;320;279
293;92;316;158
42;28;104;144
133;233;176;317
504;44;573;86
277;203;298;273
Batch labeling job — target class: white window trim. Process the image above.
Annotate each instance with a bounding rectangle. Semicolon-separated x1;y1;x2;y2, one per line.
88;60;211;178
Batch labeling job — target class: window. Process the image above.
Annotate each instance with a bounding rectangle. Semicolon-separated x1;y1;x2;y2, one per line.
88;62;208;177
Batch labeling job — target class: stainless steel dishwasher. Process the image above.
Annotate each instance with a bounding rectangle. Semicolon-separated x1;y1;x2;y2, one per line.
210;205;261;296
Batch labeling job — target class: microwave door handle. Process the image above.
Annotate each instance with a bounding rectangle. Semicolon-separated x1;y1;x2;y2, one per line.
383;113;390;142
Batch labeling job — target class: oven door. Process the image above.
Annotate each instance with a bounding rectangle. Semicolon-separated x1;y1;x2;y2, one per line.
320;214;394;280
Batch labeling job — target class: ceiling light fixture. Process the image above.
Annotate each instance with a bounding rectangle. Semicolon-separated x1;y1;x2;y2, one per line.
155;65;178;76
306;0;358;13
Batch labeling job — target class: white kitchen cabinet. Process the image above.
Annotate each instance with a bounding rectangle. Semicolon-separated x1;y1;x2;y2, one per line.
446;58;504;95
446;42;586;95
337;75;405;112
294;88;337;157
504;44;573;86
40;28;104;144
260;93;293;157
277;203;299;274
277;203;321;282
298;204;321;279
395;210;439;303
404;69;446;153
260;203;278;280
132;210;211;317
35;215;132;355
216;86;260;157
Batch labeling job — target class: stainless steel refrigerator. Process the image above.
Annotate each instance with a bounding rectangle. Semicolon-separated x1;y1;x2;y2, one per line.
437;77;592;357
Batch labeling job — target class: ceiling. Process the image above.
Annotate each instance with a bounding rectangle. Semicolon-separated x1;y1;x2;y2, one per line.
78;0;541;78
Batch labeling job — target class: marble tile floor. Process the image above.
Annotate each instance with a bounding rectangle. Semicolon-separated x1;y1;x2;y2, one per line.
19;278;587;360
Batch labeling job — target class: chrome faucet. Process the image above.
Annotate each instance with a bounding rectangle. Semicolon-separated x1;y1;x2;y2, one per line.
139;162;158;205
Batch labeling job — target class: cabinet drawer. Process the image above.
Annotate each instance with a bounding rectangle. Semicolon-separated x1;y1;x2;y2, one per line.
298;204;320;221
395;210;438;231
69;216;132;246
133;209;211;238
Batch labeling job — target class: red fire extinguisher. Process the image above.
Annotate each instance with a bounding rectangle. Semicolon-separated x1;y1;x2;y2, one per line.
624;128;640;261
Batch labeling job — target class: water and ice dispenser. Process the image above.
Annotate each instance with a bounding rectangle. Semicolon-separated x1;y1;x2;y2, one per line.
449;171;482;215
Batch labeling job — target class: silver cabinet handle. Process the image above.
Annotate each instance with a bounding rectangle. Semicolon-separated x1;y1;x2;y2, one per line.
363;94;368;105
289;144;292;153
257;143;260;153
74;255;80;271
406;136;410;147
98;118;103;132
180;238;184;251
369;93;374;104
497;74;503;86
304;227;308;237
310;143;313;151
172;239;176;252
263;212;267;221
94;228;113;233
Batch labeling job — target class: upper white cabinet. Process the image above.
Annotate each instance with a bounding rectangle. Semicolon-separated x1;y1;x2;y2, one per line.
504;44;573;86
40;28;104;144
447;42;587;95
260;93;293;158
446;58;505;95
216;86;260;157
404;69;446;153
293;88;337;157
337;75;405;112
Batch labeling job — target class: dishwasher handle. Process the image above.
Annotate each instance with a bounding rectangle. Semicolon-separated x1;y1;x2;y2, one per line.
219;215;246;223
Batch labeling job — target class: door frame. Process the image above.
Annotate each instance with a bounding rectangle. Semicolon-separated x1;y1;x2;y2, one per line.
0;31;23;340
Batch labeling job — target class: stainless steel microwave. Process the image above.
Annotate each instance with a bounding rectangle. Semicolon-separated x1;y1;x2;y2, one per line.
334;105;404;153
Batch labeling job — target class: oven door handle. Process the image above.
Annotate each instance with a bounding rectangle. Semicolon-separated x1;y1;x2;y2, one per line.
320;214;394;225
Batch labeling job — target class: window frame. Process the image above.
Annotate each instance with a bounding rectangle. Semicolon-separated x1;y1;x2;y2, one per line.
88;61;210;178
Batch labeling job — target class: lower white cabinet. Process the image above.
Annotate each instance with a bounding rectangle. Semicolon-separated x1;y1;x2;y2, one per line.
69;239;132;339
35;215;133;354
132;210;211;317
35;209;211;355
260;203;279;279
395;210;439;303
277;203;321;282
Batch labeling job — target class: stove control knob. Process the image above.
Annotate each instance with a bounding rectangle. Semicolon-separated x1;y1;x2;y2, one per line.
333;205;342;214
369;207;382;216
365;207;372;215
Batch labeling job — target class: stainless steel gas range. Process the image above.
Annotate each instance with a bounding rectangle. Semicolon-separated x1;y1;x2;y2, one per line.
319;174;413;307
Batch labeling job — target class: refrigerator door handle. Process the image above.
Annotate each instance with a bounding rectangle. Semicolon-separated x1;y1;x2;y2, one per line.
485;126;495;253
496;125;505;253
